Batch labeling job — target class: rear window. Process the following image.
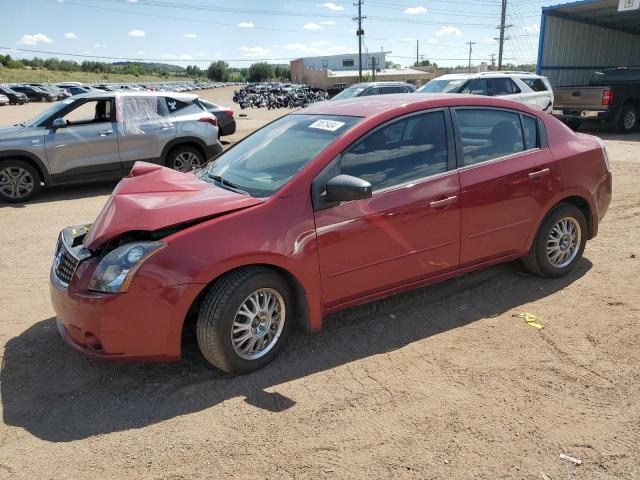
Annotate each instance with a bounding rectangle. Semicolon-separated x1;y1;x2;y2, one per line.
163;97;189;113
522;78;548;92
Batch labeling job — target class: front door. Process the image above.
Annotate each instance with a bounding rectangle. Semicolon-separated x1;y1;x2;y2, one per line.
453;107;556;265
44;98;121;181
313;109;461;308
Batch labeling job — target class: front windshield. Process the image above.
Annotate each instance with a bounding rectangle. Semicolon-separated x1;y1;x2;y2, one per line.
418;79;466;93
201;114;361;197
331;86;366;100
24;98;74;127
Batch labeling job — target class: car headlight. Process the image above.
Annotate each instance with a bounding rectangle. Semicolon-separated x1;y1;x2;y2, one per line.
88;241;166;293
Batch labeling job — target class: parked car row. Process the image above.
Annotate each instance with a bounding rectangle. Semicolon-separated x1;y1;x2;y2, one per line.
0;81;243;105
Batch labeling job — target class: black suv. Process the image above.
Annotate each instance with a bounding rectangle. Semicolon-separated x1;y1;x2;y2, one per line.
330;81;416;100
10;85;57;102
0;85;28;105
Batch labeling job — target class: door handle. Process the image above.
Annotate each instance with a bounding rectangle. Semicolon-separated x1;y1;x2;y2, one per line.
429;195;458;209
528;168;550;180
160;124;173;130
98;130;114;137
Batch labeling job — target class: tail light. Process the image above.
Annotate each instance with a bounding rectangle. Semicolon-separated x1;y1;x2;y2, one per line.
198;116;217;126
602;89;613;106
224;109;234;117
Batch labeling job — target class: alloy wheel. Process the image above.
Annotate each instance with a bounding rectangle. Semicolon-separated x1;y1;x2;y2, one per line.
624;110;636;131
173;152;201;172
546;217;582;268
0;166;34;200
231;288;286;360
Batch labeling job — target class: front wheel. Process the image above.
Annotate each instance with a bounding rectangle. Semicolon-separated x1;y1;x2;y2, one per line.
197;267;292;375
0;159;42;203
522;204;587;278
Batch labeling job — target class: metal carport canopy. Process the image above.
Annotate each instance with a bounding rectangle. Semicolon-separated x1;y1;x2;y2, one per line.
543;0;640;35
536;0;640;85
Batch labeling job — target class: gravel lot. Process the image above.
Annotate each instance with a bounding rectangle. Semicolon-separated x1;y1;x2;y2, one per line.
0;87;639;479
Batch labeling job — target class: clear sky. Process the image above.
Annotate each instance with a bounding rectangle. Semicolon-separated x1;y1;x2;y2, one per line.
0;0;554;69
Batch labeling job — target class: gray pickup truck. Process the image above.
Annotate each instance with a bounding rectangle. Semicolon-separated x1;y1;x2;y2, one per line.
0;91;221;203
552;67;640;133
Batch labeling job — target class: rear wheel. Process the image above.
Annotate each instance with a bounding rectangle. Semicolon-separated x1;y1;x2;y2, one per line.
566;119;581;131
167;145;204;172
522;203;587;278
617;105;637;133
196;267;292;375
0;160;42;203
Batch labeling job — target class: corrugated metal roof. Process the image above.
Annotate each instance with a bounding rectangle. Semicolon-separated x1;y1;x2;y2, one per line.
544;0;640;35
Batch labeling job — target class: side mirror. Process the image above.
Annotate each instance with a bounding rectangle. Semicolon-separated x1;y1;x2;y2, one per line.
325;174;372;203
51;118;66;130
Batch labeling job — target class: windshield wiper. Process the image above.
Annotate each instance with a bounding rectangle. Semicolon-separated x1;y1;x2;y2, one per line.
208;174;251;196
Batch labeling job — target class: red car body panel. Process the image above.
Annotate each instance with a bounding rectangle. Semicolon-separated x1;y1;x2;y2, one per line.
50;94;612;362
84;162;263;250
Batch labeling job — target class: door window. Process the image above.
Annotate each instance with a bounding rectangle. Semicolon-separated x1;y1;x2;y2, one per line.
360;87;380;96
456;109;525;166
340;111;448;191
62;99;112;126
461;79;489;95
488;78;514;95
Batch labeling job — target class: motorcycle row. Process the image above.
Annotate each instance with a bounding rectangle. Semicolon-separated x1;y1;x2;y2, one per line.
232;85;329;110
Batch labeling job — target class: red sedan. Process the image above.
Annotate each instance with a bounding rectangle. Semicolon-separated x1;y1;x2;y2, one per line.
50;94;612;374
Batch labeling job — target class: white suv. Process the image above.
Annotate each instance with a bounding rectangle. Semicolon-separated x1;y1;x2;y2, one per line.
418;72;554;112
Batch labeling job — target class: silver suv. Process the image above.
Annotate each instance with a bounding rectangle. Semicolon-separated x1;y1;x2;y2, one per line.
0;91;222;202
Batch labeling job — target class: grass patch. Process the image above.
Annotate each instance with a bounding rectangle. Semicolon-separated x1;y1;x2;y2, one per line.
0;68;197;84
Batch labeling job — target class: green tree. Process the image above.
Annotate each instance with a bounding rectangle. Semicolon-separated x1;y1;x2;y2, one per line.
207;61;229;81
248;62;274;82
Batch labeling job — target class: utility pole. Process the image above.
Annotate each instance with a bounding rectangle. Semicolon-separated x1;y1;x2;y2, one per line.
416;39;419;67
497;0;507;70
466;41;477;73
490;53;496;71
353;0;366;82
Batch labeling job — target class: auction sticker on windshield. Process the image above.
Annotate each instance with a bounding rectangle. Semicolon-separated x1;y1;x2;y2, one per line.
309;119;346;132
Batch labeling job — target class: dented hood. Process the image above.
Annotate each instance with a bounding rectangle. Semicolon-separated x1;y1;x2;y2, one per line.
83;162;262;250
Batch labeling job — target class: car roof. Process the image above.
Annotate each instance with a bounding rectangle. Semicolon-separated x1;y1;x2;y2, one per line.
299;93;539;118
434;72;543;81
348;81;413;88
69;91;198;101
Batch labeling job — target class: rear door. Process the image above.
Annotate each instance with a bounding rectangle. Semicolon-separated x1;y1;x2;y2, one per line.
313;109;461;307
452;107;556;265
116;95;176;171
44;97;122;180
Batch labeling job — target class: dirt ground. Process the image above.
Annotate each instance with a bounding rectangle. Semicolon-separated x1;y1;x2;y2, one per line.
0;87;639;479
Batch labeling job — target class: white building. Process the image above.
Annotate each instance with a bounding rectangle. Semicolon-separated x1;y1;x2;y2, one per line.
291;52;388;83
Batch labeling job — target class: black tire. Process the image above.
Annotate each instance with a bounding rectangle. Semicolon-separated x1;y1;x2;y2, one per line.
522;203;587;278
166;145;204;172
0;159;42;203
566;119;581;131
196;267;292;375
616;104;638;134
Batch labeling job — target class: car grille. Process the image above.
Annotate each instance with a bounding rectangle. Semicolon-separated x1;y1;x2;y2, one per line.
54;237;80;286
